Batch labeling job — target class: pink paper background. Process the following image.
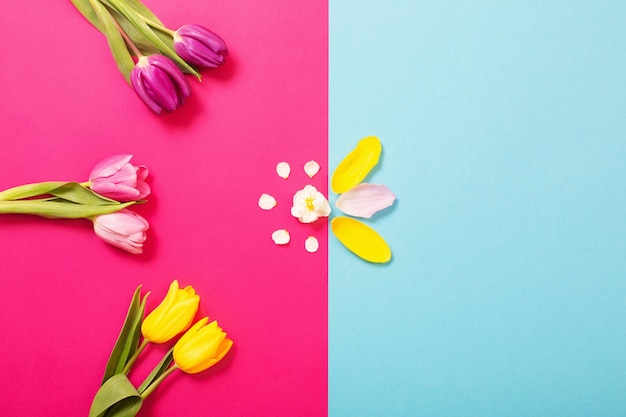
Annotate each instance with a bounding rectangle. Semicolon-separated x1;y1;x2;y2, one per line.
0;1;327;416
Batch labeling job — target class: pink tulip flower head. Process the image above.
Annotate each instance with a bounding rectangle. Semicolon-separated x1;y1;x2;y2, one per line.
131;54;191;114
173;24;228;69
89;155;150;202
93;209;149;254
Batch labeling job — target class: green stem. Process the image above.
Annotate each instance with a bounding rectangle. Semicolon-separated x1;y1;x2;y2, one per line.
106;6;143;57
138;14;174;36
122;338;149;374
140;365;179;399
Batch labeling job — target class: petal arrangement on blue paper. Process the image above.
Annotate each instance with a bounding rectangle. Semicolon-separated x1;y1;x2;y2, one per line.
331;136;396;263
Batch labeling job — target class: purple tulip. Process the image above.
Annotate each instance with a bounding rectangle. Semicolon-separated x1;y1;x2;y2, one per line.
89;155;150;202
174;24;228;69
93;209;149;254
131;54;191;114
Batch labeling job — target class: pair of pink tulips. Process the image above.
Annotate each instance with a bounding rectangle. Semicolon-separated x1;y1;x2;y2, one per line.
0;155;150;254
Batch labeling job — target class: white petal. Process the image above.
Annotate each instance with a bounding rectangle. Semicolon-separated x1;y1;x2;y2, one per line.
276;162;291;179
272;229;290;245
304;160;320;178
335;183;396;218
258;193;277;210
305;236;319;253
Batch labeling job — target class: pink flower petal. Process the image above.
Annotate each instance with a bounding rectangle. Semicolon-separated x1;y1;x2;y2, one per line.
335;183;396;218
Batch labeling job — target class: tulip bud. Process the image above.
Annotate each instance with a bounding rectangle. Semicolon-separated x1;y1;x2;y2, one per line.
131;55;191;114
173;317;233;374
141;280;200;344
173;24;228;69
88;155;150;202
92;209;149;254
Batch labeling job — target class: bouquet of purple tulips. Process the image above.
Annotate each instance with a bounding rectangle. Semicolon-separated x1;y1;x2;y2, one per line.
70;0;228;114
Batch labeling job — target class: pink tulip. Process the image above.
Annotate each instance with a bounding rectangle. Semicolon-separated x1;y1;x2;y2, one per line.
92;209;149;254
89;155;150;202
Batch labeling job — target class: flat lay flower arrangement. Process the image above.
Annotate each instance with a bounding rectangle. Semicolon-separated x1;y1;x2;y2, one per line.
70;0;228;114
259;136;396;263
89;280;233;417
0;155;150;254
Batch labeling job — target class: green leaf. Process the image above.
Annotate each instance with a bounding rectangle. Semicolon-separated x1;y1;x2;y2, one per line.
49;182;119;206
89;0;136;83
123;0;165;27
0;181;68;201
88;374;142;417
70;0;104;31
137;349;174;394
0;200;134;219
109;9;160;57
103;286;147;383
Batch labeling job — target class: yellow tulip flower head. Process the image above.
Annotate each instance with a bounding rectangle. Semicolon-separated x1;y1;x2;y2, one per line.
173;317;234;374
141;280;200;344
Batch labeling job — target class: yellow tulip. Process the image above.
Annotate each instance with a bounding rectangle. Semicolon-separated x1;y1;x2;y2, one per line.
141;280;200;344
173;317;233;374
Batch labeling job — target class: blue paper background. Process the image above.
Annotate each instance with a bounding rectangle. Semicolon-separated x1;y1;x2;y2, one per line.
329;1;626;416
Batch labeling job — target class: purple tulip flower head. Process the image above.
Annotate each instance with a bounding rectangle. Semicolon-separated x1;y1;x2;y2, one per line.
174;24;228;69
93;209;149;254
131;54;191;114
89;154;150;202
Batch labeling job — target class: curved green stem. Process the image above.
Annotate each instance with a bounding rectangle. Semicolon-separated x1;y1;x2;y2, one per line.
138;14;174;35
122;338;149;374
140;365;179;399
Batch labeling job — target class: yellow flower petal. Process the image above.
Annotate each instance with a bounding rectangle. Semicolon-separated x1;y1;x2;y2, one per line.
331;136;382;194
331;216;391;263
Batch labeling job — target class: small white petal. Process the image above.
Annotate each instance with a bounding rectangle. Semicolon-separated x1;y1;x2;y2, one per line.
258;193;277;210
304;160;320;178
272;229;290;245
276;162;291;179
305;236;319;253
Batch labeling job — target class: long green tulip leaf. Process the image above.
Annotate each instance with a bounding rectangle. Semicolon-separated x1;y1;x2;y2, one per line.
124;0;165;26
103;286;145;383
88;374;142;417
0;200;134;219
70;0;104;31
110;9;161;56
89;0;135;83
49;182;119;206
0;182;68;201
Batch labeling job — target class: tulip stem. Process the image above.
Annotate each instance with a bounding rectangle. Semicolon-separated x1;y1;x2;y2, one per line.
122;338;149;375
140;365;179;399
138;14;174;36
104;7;143;58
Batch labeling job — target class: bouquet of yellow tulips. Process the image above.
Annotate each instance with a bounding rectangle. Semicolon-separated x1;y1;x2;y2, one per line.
89;280;233;417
